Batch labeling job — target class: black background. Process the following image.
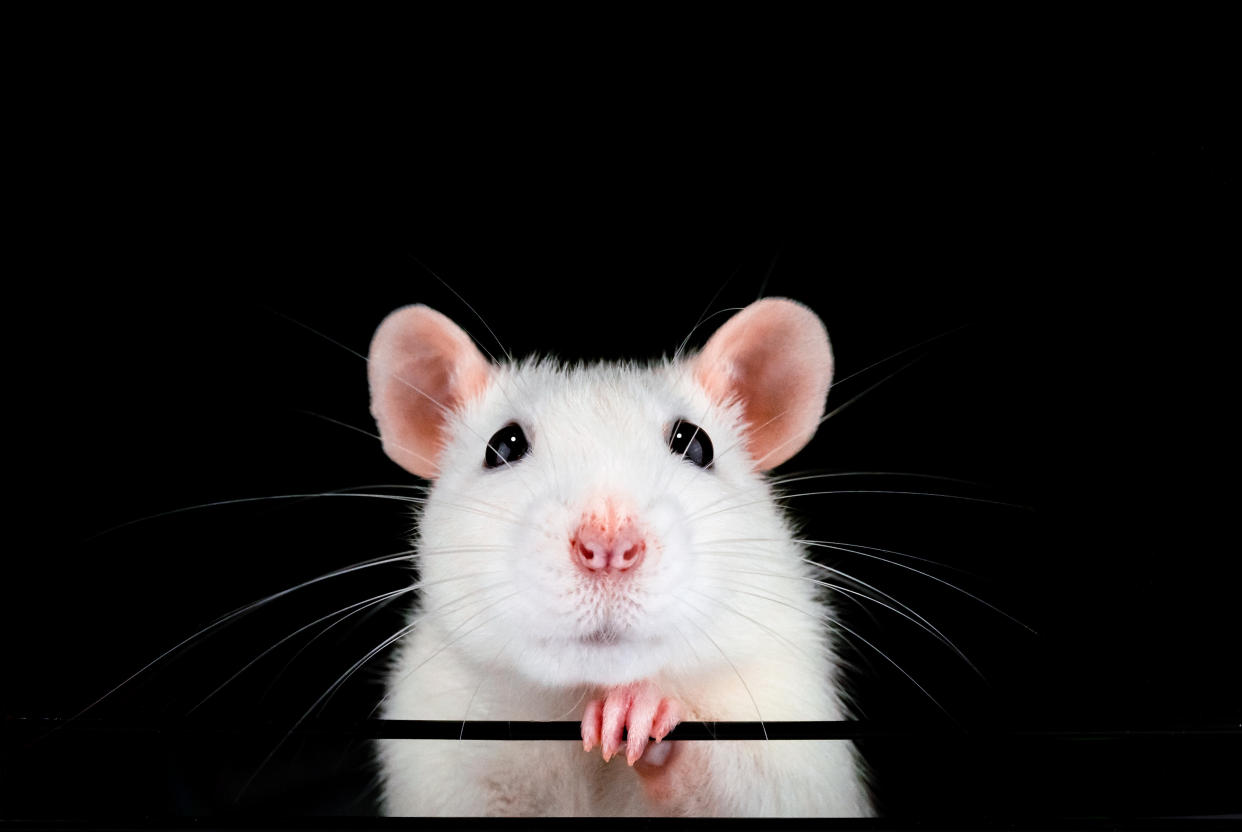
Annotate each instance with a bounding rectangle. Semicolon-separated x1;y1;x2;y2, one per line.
2;37;1237;827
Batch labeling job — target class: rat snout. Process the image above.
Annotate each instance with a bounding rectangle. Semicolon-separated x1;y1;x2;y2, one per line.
570;503;647;575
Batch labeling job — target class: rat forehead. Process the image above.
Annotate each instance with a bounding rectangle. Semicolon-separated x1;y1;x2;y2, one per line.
475;357;702;430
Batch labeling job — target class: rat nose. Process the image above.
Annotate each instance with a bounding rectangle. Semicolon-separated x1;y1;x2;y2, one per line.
572;514;647;574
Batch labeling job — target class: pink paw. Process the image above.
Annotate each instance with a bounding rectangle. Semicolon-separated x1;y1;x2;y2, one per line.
581;681;681;766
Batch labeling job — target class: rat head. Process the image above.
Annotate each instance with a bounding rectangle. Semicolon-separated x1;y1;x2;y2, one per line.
368;300;833;687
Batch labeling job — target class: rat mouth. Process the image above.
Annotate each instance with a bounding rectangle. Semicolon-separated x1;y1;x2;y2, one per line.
579;629;624;646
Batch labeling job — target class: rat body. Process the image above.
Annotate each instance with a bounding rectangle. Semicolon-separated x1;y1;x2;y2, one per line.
369;299;871;816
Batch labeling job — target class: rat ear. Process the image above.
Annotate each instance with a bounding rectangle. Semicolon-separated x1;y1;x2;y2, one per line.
368;305;492;478
691;298;833;471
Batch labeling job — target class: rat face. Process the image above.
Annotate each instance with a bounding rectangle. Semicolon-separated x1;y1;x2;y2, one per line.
368;300;833;688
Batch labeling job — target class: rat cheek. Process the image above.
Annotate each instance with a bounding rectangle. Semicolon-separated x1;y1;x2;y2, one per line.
643;498;691;549
509;506;578;615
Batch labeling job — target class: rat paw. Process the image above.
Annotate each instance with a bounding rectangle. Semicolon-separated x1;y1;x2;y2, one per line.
581;682;681;766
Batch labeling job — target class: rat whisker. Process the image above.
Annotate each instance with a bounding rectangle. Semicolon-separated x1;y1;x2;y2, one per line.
669;258;748;365
662;621;718;741
189;571;507;714
459;631;524;739
317;582;512;719
809;538;981;577
65;547;435;722
754;247;782;301
684;587;819;661
85;492;412;540
689;489;1029;525
699;548;965;647
549;685;591;722
368;591;521;719
673;305;747;365
692;534;966;575
798;540;1033;633
767;470;986;490
407;252;514;364
712;584;950;718
271;307;536;496
816;356;925;429
698;536;1031;633
711;353;927;472
710;402;793;471
241;597;515;801
675;597;768;739
405;545;510;560
296;410;442;474
261;477;529;529
698;562;982;678
87;490;535;540
257;588;410;706
187;584;419;715
829;323;970;390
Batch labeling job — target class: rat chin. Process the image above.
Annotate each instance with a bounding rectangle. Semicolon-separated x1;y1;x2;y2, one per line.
521;636;668;688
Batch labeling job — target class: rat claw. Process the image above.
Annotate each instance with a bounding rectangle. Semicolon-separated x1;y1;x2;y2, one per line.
625;690;660;765
585;682;682;765
581;699;603;752
600;692;630;762
652;698;681;741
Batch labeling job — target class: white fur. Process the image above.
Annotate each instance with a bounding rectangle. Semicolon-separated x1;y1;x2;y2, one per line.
376;357;872;816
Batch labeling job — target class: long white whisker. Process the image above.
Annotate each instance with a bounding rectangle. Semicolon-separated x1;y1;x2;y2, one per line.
368;591;521;718
817;356;925;429
318;582;512;719
830;323;969;390
673;305;746;364
66;547;431;721
696;535;1032;633
94;488;536;538
297;409;443;476
549;686;591;721
698;561;982;677
257;588;409;705
187;584;419;714
240;597;514;800
684;587;817;661
676;597;768;739
768;470;985;489
717;584;949;717
673;261;743;363
270;308;535;496
693;534;965;574
712;403;793;470
85;492;413;539
799;540;1035;633
191;570;507;714
407;252;513;364
689;489;1028;524
459;632;523;739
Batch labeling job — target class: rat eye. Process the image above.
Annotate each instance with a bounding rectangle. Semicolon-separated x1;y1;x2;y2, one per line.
668;419;713;468
484;423;529;469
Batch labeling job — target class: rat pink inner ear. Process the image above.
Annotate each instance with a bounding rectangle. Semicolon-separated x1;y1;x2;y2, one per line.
691;298;833;471
368;305;492;478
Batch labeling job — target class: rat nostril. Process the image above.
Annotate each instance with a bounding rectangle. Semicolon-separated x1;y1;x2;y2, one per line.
575;538;597;566
571;515;647;574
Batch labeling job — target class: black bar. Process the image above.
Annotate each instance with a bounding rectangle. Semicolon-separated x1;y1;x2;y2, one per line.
5;716;1241;741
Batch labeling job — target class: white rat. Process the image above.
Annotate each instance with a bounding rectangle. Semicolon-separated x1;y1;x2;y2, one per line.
368;298;871;817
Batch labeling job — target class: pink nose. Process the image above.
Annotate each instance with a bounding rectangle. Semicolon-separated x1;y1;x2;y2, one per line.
572;515;647;574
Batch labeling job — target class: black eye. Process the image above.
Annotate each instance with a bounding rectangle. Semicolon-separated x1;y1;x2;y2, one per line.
668;419;713;468
484;423;529;469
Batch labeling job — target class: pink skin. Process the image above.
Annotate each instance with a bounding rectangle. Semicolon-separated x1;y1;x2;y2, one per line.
572;512;647;574
581;682;681;766
692;297;833;471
